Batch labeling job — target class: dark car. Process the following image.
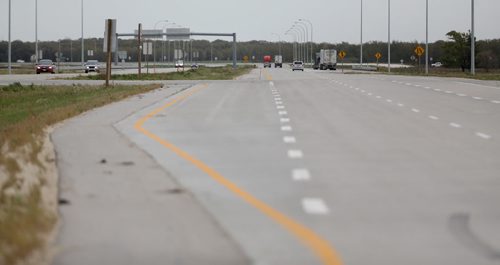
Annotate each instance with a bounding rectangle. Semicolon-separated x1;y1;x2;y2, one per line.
36;59;56;74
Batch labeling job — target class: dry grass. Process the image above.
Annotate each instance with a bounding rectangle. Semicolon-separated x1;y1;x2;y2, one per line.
0;82;162;265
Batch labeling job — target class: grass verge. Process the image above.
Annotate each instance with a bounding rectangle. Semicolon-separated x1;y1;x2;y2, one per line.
68;65;255;81
0;82;162;265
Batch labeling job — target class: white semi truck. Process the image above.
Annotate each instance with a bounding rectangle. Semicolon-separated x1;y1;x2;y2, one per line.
274;55;283;68
313;49;337;70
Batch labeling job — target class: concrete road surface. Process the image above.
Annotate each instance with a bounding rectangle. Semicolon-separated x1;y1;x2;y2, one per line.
49;68;500;265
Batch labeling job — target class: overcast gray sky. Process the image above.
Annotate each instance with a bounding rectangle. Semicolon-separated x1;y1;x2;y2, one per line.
1;0;499;43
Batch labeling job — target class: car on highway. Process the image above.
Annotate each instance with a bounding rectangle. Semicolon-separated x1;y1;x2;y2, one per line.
292;61;304;71
175;60;184;68
84;60;100;73
36;59;56;74
431;62;443;67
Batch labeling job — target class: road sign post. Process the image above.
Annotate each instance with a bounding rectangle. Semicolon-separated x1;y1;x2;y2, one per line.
375;52;382;68
104;19;116;87
338;51;346;73
414;46;424;73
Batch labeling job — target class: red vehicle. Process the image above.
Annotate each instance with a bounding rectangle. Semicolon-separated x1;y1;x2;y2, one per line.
263;55;272;68
36;59;56;74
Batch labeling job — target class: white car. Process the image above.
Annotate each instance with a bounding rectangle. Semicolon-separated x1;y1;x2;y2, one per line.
175;60;184;68
431;62;443;67
84;60;100;73
292;61;304;71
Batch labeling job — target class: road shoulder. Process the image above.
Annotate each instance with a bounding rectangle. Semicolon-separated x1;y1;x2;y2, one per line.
51;83;250;265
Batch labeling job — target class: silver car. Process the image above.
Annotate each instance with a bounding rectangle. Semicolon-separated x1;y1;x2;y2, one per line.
292;61;304;71
84;60;100;73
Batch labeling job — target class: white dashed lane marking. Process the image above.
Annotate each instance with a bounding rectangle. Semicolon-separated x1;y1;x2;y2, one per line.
475;132;492;140
280;118;290;123
283;136;297;143
278;111;287;115
277;105;285;109
288;150;304;159
302;198;329;215
336;79;497;140
292;169;311;181
281;126;292;132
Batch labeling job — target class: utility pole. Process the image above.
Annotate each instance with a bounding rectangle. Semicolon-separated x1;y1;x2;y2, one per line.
105;19;113;87
360;0;363;65
425;0;429;75
81;0;84;65
35;0;38;63
471;0;475;75
8;0;12;74
388;0;391;73
138;23;142;78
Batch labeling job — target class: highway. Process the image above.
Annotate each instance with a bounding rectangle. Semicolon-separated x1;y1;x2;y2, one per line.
49;67;500;265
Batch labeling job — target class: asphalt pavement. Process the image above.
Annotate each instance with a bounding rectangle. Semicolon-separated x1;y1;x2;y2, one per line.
21;66;500;265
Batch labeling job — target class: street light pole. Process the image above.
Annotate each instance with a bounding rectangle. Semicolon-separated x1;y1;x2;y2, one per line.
272;33;281;55
296;21;309;65
425;0;429;75
285;31;297;61
35;0;38;63
292;27;303;61
81;0;84;65
471;0;475;75
293;26;306;62
360;0;364;65
154;20;169;66
299;19;313;65
388;0;391;73
8;0;12;74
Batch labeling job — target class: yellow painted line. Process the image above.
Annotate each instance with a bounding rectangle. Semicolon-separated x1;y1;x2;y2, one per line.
134;84;343;265
263;68;273;81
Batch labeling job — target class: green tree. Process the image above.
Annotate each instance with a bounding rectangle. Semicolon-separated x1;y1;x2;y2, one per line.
441;30;477;72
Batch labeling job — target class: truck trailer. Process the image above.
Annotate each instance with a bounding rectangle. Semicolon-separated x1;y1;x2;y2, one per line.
263;55;272;68
274;55;283;68
314;49;337;70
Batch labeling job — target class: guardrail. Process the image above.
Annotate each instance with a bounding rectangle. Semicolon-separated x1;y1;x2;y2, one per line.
352;65;378;71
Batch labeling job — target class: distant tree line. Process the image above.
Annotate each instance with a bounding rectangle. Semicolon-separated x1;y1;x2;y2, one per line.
1;32;499;70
